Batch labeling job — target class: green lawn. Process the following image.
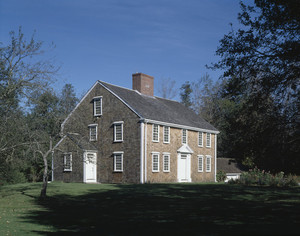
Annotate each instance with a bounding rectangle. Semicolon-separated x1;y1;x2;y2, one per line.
0;182;299;235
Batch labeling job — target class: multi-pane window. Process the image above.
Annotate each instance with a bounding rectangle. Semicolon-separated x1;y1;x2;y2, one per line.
198;132;203;147
114;121;123;142
206;155;211;172
64;153;72;171
206;133;211;148
163;126;170;143
113;152;123;172
152;124;159;142
152;153;159;172
182;129;187;144
89;124;97;141
93;96;102;116
198;155;203;172
163;153;170;172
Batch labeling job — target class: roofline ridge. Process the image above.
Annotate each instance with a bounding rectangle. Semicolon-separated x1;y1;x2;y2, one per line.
98;81;143;119
98;80;133;92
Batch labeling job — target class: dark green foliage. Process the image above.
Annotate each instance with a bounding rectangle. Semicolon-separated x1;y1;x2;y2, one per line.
230;167;299;187
0;28;78;186
216;170;227;182
209;0;300;174
180;81;193;108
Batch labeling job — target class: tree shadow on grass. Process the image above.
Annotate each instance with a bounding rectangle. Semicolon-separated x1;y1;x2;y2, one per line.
23;184;300;235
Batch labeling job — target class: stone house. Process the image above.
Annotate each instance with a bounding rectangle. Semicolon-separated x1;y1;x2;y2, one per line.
52;73;219;183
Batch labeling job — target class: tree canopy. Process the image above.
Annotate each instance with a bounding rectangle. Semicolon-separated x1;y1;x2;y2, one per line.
210;0;300;173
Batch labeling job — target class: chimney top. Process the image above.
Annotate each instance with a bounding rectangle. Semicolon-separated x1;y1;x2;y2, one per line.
132;73;154;96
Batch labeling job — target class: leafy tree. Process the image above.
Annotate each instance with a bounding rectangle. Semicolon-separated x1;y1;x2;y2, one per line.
0;27;60;196
210;0;300;173
59;83;79;117
180;81;193;108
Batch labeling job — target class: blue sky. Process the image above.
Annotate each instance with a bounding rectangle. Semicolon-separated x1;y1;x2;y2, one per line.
0;0;250;99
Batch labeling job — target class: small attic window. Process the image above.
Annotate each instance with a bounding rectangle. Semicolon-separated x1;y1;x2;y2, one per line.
93;96;102;116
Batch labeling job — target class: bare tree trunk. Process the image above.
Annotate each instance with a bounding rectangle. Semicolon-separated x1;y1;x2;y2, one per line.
40;153;48;198
39;138;53;199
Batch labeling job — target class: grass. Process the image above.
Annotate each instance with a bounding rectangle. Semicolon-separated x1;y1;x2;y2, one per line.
0;182;299;235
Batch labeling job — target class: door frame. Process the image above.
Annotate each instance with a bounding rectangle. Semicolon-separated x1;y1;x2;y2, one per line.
177;153;191;182
83;151;97;183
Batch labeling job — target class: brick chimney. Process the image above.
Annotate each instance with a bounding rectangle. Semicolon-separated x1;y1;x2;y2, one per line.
132;73;154;96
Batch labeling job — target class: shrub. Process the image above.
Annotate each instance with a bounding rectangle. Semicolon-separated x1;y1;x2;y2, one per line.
233;167;299;187
217;170;227;182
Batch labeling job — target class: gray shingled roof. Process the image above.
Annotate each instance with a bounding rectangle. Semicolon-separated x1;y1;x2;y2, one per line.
217;158;246;173
100;81;218;132
67;133;97;151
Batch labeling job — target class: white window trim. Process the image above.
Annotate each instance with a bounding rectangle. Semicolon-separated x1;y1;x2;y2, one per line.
113;121;124;142
63;152;72;171
206;133;211;148
197;155;203;172
152;124;160;142
163;153;170;172
206;155;212;172
89;124;98;141
182;129;188;145
152;152;160;172
163;126;170;144
198;132;203;147
93;96;102;116
113;151;124;172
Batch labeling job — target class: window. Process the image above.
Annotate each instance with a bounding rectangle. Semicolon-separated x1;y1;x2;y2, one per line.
198;155;203;172
206;133;211;148
152;124;159;142
152;152;159;172
198;132;203;147
206;155;211;172
114;121;123;142
182;129;187;144
113;152;123;172
64;153;72;171
93;96;102;116
163;126;170;143
163;153;170;172
89;124;97;141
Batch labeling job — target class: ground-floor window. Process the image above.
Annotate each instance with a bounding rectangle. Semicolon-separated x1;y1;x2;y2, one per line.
64;153;72;171
152;152;160;172
113;152;123;172
163;153;170;172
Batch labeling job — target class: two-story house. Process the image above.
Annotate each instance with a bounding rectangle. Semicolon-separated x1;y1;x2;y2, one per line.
52;73;219;183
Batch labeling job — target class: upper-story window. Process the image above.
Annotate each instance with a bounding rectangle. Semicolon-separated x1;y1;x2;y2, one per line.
163;126;170;143
152;124;159;142
182;129;187;144
198;131;203;147
206;133;211;148
93;96;102;116
114;121;123;142
89;124;98;141
64;153;72;171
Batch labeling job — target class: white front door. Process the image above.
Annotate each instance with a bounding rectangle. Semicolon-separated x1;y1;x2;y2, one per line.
177;154;191;182
84;152;97;183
